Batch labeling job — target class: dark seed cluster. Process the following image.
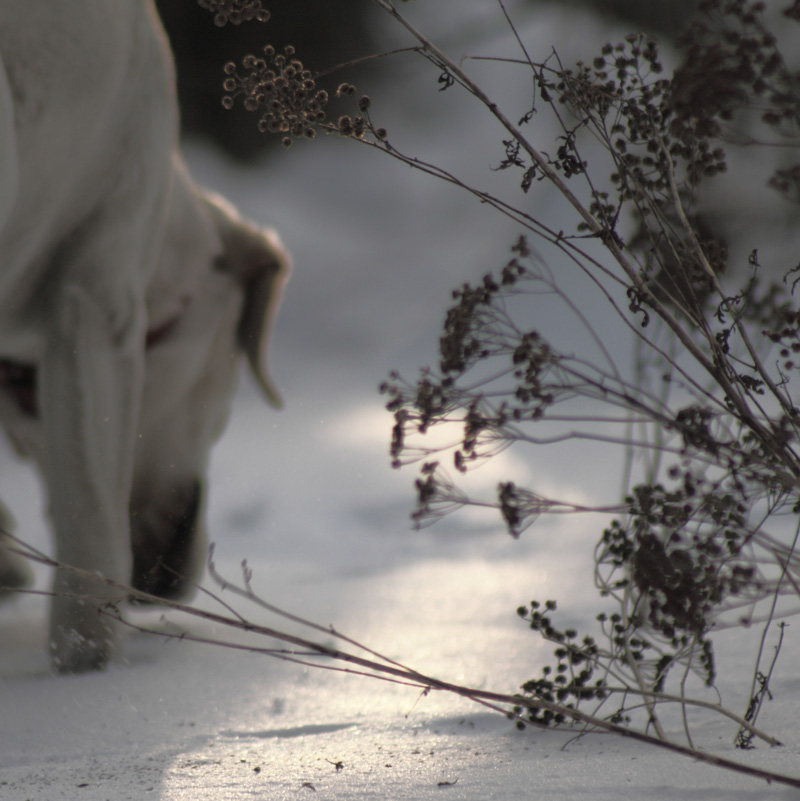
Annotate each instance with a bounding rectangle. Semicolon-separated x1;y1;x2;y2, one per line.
335;83;386;141
197;0;270;26
513;600;608;729
674;0;800;141
222;45;328;148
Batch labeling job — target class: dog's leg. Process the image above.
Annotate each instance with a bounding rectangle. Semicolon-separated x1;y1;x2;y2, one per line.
40;282;144;673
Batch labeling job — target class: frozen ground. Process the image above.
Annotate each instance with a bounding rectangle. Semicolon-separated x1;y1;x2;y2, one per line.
2;2;800;798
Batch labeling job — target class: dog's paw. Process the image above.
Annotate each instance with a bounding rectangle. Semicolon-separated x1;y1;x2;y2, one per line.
49;639;111;673
48;587;123;673
49;622;118;674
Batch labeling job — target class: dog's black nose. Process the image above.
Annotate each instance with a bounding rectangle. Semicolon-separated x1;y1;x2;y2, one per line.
130;479;202;600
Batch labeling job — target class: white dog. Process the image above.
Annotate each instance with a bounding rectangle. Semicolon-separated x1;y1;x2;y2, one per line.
0;1;290;672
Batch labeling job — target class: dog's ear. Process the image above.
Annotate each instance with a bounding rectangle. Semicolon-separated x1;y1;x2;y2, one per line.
203;193;291;408
234;224;291;408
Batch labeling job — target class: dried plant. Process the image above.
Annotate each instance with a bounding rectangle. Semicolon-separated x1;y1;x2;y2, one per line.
197;0;270;26
74;0;800;781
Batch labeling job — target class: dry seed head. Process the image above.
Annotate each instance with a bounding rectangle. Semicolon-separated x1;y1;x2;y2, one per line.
197;0;270;26
221;44;330;146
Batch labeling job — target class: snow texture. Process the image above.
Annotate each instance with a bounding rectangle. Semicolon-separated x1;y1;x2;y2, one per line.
1;2;799;798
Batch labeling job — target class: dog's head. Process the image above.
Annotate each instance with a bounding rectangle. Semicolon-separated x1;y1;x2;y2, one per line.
130;163;290;598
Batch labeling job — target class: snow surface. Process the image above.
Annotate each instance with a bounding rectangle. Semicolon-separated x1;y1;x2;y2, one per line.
2;2;799;798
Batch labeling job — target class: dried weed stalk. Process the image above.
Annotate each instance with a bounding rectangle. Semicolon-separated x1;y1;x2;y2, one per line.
137;0;800;777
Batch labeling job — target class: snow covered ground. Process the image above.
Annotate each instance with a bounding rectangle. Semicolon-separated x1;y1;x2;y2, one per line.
2;2;800;798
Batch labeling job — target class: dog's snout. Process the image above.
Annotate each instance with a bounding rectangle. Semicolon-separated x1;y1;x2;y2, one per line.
130;479;203;600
